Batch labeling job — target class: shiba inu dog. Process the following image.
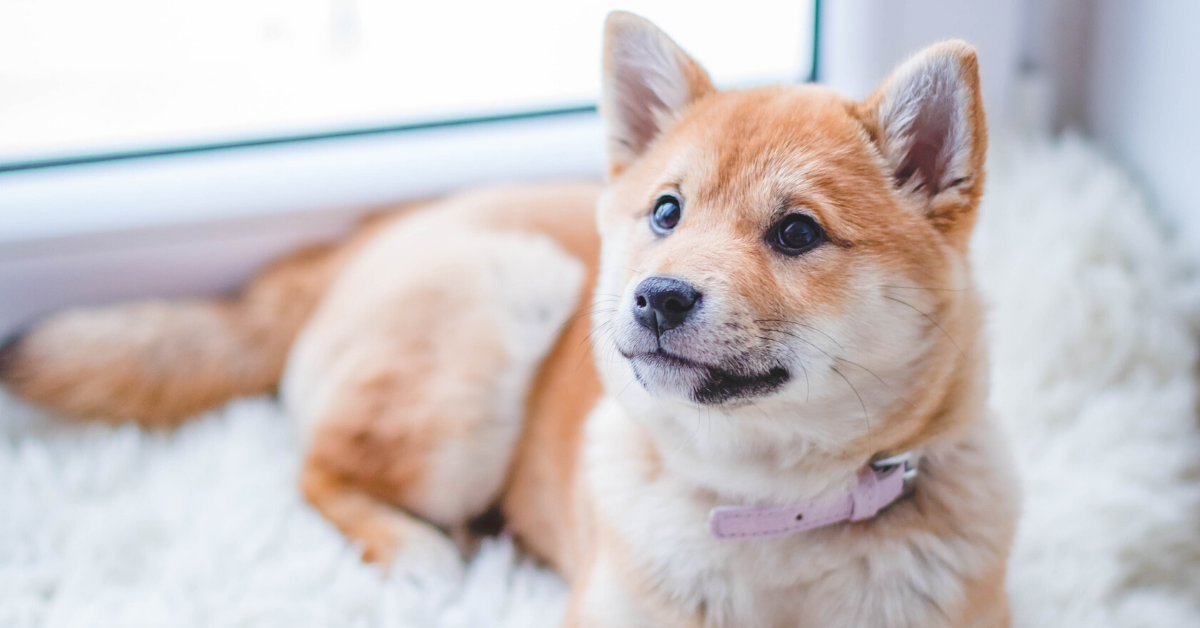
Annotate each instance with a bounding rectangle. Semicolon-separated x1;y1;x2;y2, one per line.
0;12;1017;627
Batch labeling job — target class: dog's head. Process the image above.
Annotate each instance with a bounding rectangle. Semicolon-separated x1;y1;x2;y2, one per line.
593;13;988;456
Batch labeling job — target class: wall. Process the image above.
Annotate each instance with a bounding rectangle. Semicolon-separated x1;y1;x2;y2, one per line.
1085;1;1200;247
819;0;1023;124
822;0;1200;248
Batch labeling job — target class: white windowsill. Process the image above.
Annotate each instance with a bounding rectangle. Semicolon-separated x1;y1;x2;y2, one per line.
0;110;605;246
0;111;605;337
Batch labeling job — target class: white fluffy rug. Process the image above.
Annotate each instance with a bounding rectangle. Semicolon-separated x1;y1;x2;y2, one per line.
3;135;1199;628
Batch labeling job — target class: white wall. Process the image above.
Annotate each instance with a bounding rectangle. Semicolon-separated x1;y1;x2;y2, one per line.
819;0;1023;124
1085;1;1200;247
822;0;1200;249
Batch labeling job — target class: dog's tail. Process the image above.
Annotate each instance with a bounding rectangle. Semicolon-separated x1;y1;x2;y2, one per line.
0;243;346;427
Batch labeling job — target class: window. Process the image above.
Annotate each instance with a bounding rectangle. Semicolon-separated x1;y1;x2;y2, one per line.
0;0;816;168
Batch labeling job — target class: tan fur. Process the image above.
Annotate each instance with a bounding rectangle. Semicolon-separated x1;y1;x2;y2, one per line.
0;13;1015;628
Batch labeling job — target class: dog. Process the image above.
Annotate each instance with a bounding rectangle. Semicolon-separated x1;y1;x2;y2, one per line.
0;12;1017;627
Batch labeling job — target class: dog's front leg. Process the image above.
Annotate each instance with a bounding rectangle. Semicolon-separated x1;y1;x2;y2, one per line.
563;552;703;628
563;554;653;628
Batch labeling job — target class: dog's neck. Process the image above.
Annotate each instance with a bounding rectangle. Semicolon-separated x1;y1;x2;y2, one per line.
627;407;877;505
612;358;983;507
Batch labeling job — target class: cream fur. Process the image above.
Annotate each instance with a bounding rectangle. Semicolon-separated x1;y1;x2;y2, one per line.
580;398;1015;627
282;203;585;528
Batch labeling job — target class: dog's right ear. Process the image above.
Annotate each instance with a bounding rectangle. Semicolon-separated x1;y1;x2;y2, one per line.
601;12;714;177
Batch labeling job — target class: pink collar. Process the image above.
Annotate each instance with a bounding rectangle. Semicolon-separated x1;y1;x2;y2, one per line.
708;452;920;540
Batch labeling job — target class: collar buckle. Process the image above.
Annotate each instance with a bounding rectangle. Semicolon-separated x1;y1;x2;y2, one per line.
870;451;920;494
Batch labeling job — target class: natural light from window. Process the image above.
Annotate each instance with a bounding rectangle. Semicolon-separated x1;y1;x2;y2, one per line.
0;0;815;165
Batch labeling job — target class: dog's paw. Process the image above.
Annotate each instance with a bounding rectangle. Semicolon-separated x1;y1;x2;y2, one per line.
381;517;465;583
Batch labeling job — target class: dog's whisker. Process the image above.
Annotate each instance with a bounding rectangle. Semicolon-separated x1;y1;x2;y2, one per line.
759;326;841;366
880;284;970;293
798;361;811;404
882;295;966;359
747;401;772;423
831;365;871;457
831;356;896;400
754;319;845;351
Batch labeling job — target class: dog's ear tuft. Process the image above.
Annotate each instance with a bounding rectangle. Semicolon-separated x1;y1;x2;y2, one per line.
601;12;714;177
859;41;987;240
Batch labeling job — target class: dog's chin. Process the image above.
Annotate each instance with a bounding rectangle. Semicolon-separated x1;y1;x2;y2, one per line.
625;351;790;406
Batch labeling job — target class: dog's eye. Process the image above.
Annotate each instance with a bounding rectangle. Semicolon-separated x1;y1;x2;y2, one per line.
769;214;824;255
650;195;682;235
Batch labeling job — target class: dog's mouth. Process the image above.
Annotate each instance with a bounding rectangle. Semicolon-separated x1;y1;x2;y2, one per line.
624;350;790;405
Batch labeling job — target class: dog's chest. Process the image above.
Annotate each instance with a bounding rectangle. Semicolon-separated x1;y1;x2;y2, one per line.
584;406;883;627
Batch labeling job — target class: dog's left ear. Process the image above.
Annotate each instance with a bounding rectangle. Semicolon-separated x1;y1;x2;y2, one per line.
858;41;987;244
601;11;714;177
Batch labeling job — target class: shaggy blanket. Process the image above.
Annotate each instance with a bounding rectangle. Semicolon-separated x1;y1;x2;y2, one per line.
3;135;1199;628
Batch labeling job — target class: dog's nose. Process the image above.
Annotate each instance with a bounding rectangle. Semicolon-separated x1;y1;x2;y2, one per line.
633;277;701;334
